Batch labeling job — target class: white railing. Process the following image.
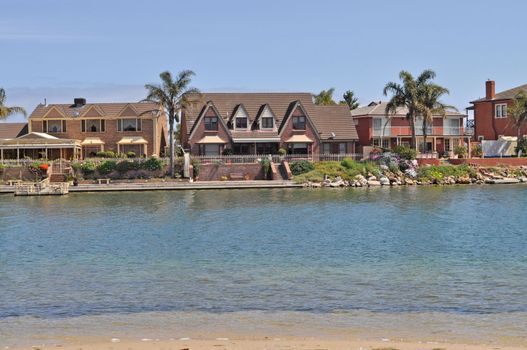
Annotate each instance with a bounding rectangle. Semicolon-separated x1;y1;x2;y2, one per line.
373;126;465;137
192;153;362;164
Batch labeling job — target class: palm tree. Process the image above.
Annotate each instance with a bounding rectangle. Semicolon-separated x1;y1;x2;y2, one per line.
340;90;359;110
144;70;200;177
507;91;527;142
420;84;455;153
383;70;436;150
0;88;27;120
314;88;337;105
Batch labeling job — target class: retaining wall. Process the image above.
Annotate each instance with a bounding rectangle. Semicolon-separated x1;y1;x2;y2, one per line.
449;158;527;167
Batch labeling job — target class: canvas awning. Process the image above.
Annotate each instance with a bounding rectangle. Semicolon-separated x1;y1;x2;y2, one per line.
81;137;105;146
232;138;281;143
285;134;313;143
196;135;227;144
117;136;148;145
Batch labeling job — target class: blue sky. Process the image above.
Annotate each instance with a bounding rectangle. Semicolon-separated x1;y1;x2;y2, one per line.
1;0;526;122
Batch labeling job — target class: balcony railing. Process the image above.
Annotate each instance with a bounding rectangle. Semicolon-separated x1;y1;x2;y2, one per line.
373;126;464;137
192;153;362;164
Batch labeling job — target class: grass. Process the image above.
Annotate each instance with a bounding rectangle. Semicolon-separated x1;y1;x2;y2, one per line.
293;159;381;183
417;164;476;182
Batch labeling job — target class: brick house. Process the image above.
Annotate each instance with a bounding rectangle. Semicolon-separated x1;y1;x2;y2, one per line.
180;93;358;157
469;80;527;141
23;98;167;159
352;101;468;155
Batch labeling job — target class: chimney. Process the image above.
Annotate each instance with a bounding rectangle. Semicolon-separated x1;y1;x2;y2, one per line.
74;97;86;107
486;80;495;100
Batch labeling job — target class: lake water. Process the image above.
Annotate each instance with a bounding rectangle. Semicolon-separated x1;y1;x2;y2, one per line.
1;186;527;345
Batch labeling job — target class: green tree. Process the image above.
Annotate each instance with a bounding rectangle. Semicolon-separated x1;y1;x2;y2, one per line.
507;91;527;142
420;83;455;153
339;90;359;110
0;88;26;120
383;69;437;150
144;70;200;177
314;88;337;105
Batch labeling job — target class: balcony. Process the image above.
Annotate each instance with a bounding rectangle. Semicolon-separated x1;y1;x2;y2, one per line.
373;126;465;137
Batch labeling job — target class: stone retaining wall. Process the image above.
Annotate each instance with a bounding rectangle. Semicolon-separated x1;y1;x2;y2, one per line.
198;163;265;181
449;158;527;166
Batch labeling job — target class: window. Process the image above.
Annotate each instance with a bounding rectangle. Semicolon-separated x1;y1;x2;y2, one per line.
81;119;105;133
373;138;381;147
261;117;274;129
444;139;451;152
203;144;220;155
495;104;507;118
289;143;308;154
117;118;141;132
293;116;306;130
381;139;389;149
204;117;218;131
322;143;331;154
235;117;247;129
339;143;347;154
373;118;382;131
44;120;66;133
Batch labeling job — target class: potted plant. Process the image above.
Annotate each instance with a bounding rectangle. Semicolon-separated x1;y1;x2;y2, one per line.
39;163;49;172
454;145;467;159
278;147;287;160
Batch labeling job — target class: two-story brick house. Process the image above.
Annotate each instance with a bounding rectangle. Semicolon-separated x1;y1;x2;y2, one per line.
180;93;358;157
26;98;167;159
352;101;468;155
469;80;527;141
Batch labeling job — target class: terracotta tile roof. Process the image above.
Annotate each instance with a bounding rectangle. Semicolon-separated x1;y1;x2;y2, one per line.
0;123;28;139
351;101;465;117
312;105;358;140
183;92;358;140
471;83;527;103
28;102;159;119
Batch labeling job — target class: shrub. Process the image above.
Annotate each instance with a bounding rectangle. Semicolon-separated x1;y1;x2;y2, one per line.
261;158;271;179
472;144;483;158
393;145;417;160
289;160;315;175
340;157;356;169
191;158;201;178
0;164;5;170
141;157;163;171
417;164;475;182
71;162;81;171
97;160;117;175
116;160;132;173
222;148;234;156
96;150;117;158
81;161;96;174
126;151;136;158
278;148;287;156
454;145;467;158
516;137;527;156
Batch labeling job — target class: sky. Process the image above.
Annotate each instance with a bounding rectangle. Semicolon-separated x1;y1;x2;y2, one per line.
1;0;526;122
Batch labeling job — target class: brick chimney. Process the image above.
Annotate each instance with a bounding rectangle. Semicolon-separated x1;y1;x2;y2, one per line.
486;80;495;100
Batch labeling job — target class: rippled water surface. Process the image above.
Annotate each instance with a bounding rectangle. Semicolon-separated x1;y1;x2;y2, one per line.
1;186;526;320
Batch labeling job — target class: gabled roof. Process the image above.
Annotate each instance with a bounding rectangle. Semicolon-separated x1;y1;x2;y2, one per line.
351;101;465;118
29;102;159;119
183;92;316;134
188;101;231;140
0;123;28;139
312;105;358;140
471;83;527;103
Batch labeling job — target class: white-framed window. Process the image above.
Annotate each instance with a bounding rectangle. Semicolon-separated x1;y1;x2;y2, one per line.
43;120;66;133
81;119;105;133
444;139;451;152
373;118;382;131
235;117;247;129
373;138;380;147
293;116;306;130
381;139;389;149
261;117;274;129
117;118;141;132
495;104;507;118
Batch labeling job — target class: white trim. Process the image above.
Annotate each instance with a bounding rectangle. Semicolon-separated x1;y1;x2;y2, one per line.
258;105;276;131
495;103;507;118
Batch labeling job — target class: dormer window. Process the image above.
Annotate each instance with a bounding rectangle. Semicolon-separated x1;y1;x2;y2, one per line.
293;116;306;130
261;117;274;129
235;117;247;129
204;116;218;131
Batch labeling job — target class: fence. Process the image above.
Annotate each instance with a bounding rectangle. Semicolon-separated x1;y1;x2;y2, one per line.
192;153;362;164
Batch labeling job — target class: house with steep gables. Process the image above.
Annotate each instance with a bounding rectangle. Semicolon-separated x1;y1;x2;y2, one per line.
22;98;168;159
180;93;358;157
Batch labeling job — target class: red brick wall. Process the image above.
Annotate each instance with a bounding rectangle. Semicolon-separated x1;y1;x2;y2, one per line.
354;118;371;147
449;158;527;166
473;100;527;140
280;109;320;153
198;163;265;181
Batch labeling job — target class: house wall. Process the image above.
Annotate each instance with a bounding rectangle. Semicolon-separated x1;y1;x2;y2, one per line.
29;116;164;157
187;108;231;155
354;117;371;147
279;109;320;153
473;99;527;140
